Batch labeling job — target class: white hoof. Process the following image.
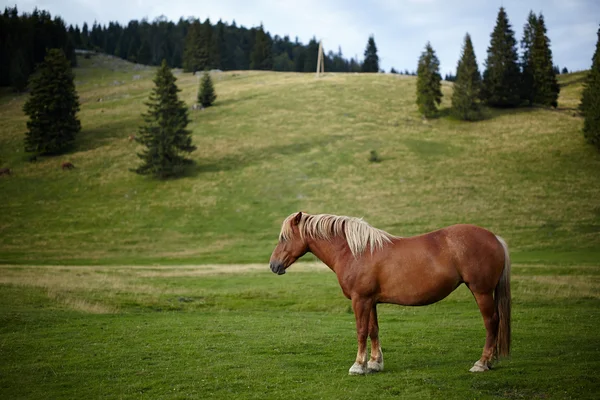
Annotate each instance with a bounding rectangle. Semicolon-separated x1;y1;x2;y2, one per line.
349;362;367;375
367;360;384;373
469;360;490;372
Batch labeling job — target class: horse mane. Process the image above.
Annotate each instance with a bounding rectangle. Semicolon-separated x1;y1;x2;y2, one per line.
279;212;396;257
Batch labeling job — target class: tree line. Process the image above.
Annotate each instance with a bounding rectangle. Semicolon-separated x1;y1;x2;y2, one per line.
0;6;76;91
416;7;562;120
1;6;381;92
65;15;366;73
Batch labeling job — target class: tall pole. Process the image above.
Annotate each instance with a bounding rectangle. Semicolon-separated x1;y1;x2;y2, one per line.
316;40;325;78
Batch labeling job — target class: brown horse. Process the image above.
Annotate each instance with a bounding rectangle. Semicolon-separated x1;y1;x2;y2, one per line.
269;212;511;375
0;167;11;176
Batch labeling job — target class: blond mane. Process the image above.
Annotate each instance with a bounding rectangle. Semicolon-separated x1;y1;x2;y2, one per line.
279;212;396;257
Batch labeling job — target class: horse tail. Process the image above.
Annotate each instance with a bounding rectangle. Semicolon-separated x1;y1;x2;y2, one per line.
494;235;511;358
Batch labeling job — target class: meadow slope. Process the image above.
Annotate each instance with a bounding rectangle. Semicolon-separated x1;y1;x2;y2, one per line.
0;55;599;265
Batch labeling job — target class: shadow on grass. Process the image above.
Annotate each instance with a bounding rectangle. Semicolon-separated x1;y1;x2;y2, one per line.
429;106;490;121
189;134;345;175
452;104;554;122
76;115;140;152
439;105;541;122
215;91;269;108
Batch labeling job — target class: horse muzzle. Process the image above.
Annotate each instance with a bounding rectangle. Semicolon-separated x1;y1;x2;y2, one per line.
270;261;286;275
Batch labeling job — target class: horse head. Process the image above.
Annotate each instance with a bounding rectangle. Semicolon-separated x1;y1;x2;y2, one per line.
269;212;308;275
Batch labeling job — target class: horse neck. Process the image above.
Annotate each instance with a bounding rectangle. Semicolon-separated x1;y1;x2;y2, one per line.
306;235;353;274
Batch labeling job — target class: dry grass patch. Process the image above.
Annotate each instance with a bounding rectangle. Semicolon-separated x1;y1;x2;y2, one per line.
46;290;118;314
515;275;600;299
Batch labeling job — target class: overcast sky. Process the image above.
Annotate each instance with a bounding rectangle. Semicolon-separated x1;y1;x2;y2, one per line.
4;0;599;74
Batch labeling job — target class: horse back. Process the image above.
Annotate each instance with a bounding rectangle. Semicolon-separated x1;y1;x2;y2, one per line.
370;224;504;305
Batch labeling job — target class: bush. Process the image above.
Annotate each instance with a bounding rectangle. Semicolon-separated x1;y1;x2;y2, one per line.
369;150;381;163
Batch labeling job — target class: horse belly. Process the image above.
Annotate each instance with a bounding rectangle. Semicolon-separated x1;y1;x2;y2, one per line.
378;268;461;306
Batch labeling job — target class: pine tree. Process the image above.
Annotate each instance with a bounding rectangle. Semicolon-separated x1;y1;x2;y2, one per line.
183;19;202;72
520;11;538;105
452;33;482;121
482;7;521;107
530;14;560;107
10;48;29;92
127;33;141;63
198;71;217;107
23;49;80;155
250;25;272;70
199;18;213;70
416;42;443;117
303;38;319;72
134;60;196;178
137;39;152;65
81;22;89;49
362;35;379;73
213;20;227;70
580;26;600;150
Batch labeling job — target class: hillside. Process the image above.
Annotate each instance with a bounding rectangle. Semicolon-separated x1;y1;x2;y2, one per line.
0;54;599;265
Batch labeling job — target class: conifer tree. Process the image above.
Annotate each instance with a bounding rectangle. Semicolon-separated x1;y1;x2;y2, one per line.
250;25;272;70
198;71;217;107
134;60;196;178
580;26;600;150
520;11;538;105
529;14;560;107
199;18;213;70
416;42;443;117
23;49;80;155
303;38;319;72
183;19;202;72
213;20;227;70
137;39;152;65
482;7;521;107
362;35;379;73
10;48;29;92
452;33;482;121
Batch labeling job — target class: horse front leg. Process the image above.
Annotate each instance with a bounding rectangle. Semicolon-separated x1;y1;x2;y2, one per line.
367;303;384;373
349;296;373;375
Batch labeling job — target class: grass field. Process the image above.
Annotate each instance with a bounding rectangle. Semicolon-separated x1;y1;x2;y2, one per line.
1;261;599;399
0;54;598;265
1;55;599;399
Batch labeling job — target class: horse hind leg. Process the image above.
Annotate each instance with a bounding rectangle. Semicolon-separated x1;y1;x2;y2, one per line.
470;291;498;372
367;304;384;373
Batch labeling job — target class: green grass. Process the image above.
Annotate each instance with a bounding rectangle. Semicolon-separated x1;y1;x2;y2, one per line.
0;263;598;399
1;54;599;265
1;55;599;398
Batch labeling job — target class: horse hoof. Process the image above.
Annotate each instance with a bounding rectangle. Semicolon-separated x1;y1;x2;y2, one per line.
469;360;490;372
348;362;367;375
367;360;384;373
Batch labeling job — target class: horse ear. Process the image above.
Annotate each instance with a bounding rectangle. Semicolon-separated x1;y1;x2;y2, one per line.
293;211;303;225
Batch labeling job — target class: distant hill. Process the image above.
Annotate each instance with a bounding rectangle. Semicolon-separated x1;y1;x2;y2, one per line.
0;54;598;265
